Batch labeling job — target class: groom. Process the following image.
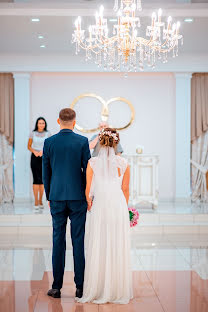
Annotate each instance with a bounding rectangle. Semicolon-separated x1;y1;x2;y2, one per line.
42;108;91;299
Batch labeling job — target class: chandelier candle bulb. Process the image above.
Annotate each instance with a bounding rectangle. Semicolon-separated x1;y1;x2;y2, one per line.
117;10;121;26
77;16;81;30
95;12;99;25
152;12;157;27
99;5;104;23
99;15;102;26
176;21;180;35
132;3;136;18
137;18;141;28
100;5;104;14
172;23;176;35
158;8;162;23
132;10;135;18
167;16;172;29
89;26;92;40
75;19;78;30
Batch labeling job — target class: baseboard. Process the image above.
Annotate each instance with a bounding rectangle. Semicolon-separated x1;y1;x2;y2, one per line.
158;197;191;203
13;197;33;204
158;197;175;203
9;197;193;206
173;197;191;203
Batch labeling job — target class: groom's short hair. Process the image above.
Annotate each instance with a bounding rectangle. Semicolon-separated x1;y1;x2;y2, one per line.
59;108;76;122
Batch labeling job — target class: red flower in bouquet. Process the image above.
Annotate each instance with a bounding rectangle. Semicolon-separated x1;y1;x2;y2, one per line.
128;207;139;227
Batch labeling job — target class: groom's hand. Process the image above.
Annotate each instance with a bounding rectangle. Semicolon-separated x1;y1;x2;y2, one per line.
87;199;92;211
48;201;50;208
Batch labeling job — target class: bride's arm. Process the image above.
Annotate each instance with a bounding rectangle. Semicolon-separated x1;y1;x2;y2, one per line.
121;165;130;204
86;162;93;211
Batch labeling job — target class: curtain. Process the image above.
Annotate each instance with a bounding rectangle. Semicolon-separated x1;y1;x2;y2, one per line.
191;73;208;201
207;172;208;191
191;130;208;202
191;73;208;143
0;133;14;202
0;73;14;203
0;73;14;144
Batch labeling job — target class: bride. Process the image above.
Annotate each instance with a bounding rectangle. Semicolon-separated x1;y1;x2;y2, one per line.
78;128;133;304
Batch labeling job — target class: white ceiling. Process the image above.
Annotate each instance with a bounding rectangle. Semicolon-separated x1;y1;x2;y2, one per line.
0;15;208;54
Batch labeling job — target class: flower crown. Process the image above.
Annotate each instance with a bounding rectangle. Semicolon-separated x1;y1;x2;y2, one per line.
99;128;119;141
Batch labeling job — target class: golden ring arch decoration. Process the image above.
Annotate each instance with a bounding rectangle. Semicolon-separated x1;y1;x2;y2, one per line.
70;93;135;133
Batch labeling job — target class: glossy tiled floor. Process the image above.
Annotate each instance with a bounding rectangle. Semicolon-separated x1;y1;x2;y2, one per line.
2;270;208;312
0;201;208;311
1;201;208;215
0;232;208;312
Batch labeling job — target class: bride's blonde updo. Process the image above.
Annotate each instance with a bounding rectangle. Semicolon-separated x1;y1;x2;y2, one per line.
99;127;120;148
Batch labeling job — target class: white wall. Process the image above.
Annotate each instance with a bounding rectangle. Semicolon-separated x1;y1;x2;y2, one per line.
30;72;176;200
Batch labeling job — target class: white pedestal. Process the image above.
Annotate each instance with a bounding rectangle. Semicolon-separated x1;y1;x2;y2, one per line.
124;154;159;208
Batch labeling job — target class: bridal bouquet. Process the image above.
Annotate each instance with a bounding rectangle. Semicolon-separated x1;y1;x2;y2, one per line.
128;207;139;227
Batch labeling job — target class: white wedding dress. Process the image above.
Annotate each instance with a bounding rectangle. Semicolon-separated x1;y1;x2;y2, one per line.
78;147;133;304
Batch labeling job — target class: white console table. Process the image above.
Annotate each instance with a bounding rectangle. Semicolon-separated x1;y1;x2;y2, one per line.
124;154;159;208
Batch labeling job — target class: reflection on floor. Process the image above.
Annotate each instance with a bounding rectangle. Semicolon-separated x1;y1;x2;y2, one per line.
0;232;208;312
0;201;208;311
1;270;207;312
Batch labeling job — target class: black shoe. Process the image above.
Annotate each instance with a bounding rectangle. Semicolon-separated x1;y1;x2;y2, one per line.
47;288;61;298
75;288;83;298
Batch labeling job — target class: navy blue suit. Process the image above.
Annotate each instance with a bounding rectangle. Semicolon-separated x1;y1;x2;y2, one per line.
42;129;91;290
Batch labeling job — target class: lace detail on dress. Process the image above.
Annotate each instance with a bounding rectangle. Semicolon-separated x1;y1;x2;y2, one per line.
116;156;128;176
89;156;127;175
30;131;51;151
29;130;51;139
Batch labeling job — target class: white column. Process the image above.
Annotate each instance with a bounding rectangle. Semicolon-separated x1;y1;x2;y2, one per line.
175;73;192;200
13;73;31;200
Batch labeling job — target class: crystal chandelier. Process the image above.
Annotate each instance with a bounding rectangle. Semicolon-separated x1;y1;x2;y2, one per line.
72;0;183;72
